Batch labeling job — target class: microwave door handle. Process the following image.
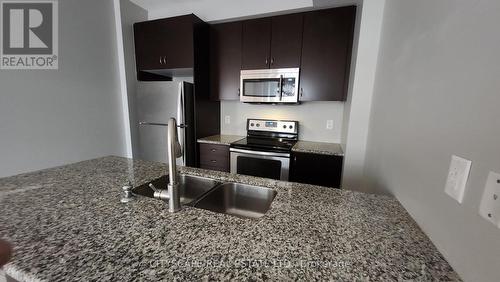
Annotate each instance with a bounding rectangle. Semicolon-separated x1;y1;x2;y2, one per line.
279;75;284;101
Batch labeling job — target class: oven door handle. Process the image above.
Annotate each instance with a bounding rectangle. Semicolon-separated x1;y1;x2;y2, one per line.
230;148;290;158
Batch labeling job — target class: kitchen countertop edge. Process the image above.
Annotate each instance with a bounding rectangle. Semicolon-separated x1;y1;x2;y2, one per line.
197;134;245;146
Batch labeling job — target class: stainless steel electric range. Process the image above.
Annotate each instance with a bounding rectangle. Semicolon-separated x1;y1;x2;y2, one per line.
230;119;298;181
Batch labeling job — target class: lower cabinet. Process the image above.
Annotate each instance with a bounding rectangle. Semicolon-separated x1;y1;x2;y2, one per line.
199;143;230;172
290;152;343;188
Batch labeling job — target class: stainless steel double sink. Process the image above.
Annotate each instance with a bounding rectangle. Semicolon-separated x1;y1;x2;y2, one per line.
132;175;277;219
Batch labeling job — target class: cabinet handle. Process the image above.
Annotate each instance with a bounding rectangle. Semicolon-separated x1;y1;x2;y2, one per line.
159;57;162;64
211;149;217;152
238;88;240;97
300;88;304;97
265;58;268;65
210;160;217;163
271;58;274;65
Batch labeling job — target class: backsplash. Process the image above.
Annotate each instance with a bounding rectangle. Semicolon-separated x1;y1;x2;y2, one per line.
220;101;344;143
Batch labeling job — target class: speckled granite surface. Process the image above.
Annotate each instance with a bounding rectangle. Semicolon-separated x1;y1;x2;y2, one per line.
0;156;460;281
197;135;244;146
292;141;344;156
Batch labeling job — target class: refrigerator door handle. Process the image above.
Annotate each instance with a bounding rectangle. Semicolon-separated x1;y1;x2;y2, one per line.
139;122;169;126
176;82;186;166
139;122;187;128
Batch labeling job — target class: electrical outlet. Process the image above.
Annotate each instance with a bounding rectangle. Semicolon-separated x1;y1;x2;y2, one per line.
444;155;472;203
224;115;231;124
479;171;500;228
326;120;334;130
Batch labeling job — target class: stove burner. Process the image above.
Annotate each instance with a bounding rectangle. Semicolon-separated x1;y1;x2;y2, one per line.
231;137;297;153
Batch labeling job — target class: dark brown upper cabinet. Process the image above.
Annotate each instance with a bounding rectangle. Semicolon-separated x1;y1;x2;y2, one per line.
210;22;242;101
299;6;356;101
270;13;304;68
133;14;205;80
209;6;356;101
241;18;272;70
241;15;303;70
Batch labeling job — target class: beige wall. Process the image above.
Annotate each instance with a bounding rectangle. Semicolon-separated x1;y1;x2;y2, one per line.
221;101;344;143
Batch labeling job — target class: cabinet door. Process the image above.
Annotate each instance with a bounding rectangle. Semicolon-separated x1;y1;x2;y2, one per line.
241;18;271;70
290;152;343;188
134;21;162;70
134;15;195;71
270;13;303;68
299;7;356;101
158;15;194;69
210;22;242;101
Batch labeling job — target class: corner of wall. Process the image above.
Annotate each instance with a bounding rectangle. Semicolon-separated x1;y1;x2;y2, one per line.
115;0;148;158
341;0;386;193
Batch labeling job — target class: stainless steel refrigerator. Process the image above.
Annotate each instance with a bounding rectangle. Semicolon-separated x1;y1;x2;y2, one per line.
135;81;195;166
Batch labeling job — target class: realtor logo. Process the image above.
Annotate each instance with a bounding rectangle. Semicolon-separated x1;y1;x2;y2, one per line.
1;0;58;69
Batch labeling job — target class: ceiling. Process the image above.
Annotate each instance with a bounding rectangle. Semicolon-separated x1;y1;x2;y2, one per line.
129;0;361;22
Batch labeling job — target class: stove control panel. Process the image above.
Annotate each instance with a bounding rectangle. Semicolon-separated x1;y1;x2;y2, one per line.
247;119;298;134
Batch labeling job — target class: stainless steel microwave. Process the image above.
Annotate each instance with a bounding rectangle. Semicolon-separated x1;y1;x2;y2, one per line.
240;68;300;103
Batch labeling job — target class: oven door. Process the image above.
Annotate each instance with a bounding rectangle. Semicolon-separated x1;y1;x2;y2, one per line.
230;148;290;181
240;68;299;103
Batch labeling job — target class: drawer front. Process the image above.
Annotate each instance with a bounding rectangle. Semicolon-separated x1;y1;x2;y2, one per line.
199;143;229;158
200;156;229;168
199;143;230;171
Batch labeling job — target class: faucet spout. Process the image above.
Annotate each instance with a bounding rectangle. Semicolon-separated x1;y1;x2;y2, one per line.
140;118;183;213
166;118;182;212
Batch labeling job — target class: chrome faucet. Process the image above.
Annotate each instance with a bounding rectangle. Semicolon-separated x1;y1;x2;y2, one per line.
139;118;185;212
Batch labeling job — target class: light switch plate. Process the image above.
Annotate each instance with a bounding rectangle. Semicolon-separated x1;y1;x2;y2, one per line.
444;155;472;203
326;120;334;130
224;115;230;124
479;171;500;228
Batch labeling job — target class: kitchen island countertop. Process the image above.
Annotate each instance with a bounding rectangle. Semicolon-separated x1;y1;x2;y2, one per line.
0;156;459;281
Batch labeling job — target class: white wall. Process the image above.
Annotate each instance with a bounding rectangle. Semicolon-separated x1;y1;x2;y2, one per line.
365;1;500;281
0;0;127;177
138;0;314;21
221;101;344;143
341;0;385;192
118;0;148;158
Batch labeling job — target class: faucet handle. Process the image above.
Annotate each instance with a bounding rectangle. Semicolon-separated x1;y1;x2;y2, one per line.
148;183;159;192
149;183;170;202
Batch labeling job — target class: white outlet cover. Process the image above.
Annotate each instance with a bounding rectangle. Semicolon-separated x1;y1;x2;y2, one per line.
224;115;230;124
326;120;334;130
479;171;500;228
444;155;472;204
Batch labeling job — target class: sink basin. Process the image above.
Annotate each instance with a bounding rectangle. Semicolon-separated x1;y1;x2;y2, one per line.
194;183;277;219
132;174;221;205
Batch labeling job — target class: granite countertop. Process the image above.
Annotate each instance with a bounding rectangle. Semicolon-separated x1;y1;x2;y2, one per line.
292;141;344;156
197;135;245;146
198;135;343;156
0;156;459;281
